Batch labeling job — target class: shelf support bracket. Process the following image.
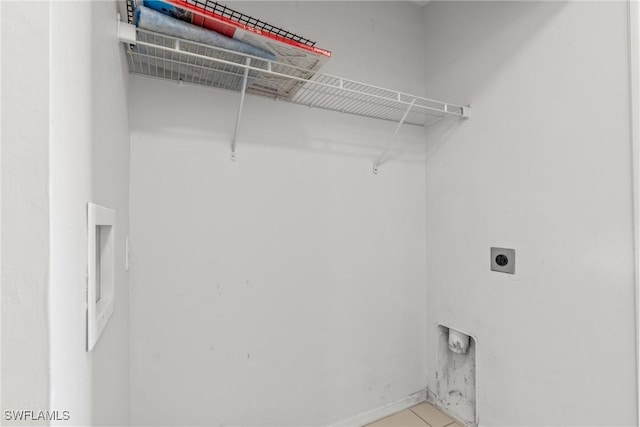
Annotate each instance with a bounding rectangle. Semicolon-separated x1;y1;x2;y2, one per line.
373;98;416;174
231;58;251;161
117;14;137;45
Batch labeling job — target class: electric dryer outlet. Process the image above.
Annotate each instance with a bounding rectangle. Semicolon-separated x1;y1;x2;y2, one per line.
490;247;515;274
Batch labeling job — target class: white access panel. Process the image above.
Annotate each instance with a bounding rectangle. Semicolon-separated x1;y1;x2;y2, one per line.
87;203;116;351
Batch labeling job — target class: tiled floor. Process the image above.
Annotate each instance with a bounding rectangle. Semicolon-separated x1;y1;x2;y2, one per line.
365;402;463;427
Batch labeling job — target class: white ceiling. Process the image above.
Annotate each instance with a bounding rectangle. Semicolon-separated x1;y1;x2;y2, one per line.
410;1;430;6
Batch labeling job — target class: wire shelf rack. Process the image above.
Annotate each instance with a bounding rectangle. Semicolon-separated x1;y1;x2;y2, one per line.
181;0;317;47
125;28;466;127
125;0;317;47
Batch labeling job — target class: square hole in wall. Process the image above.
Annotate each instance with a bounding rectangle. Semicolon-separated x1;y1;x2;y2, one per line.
87;203;116;351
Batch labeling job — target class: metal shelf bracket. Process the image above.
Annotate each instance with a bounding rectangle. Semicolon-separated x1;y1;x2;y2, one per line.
373;99;416;174
231;57;251;161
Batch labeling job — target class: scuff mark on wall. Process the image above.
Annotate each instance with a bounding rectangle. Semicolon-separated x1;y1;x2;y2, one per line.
435;325;476;426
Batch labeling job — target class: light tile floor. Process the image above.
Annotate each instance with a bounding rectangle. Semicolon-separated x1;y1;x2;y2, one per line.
365;402;463;427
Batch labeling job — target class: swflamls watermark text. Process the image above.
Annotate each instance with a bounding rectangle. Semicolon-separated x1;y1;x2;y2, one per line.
4;410;70;421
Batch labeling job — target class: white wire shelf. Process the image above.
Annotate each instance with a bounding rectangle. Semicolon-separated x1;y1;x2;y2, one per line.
124;28;467;127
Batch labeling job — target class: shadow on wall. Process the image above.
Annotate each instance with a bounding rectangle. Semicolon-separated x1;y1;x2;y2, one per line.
423;1;567;105
424;116;466;160
421;2;567;160
129;76;432;166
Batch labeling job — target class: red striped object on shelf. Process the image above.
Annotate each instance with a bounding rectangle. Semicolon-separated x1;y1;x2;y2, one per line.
165;0;331;71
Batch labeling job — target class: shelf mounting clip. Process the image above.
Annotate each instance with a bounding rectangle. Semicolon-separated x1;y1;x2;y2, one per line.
117;13;137;45
231;57;251;161
373;98;416;174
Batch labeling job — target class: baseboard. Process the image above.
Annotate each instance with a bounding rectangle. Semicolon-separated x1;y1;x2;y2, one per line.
327;389;428;427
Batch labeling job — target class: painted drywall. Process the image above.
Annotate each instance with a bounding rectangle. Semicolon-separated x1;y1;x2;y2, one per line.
1;2;51;423
422;2;637;425
128;2;427;425
49;2;92;423
88;2;131;425
629;3;640;424
1;0;2;415
49;1;131;426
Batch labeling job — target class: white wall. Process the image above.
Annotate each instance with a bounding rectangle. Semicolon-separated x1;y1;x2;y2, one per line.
49;2;92;423
631;3;640;424
1;2;51;422
49;1;130;425
128;2;428;425
89;2;131;424
422;2;637;425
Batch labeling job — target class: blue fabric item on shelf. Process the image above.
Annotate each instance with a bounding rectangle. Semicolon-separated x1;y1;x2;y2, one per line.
134;5;276;61
143;0;192;23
